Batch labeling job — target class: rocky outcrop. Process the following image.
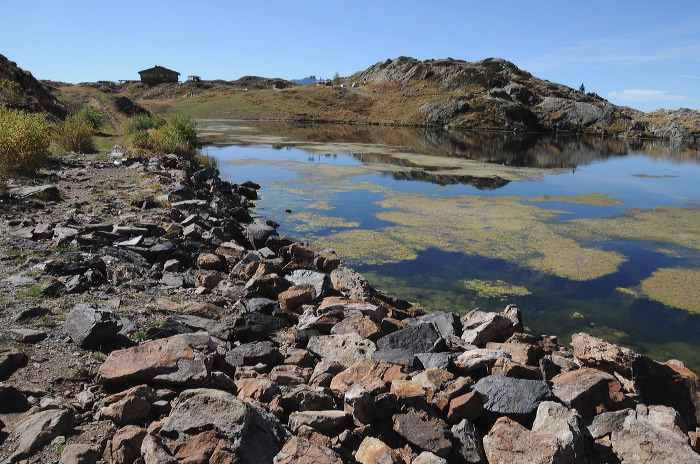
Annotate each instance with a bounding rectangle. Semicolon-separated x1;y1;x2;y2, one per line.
1;153;699;463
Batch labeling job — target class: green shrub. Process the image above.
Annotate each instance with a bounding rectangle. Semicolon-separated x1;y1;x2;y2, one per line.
0;106;51;176
126;113;198;157
76;105;106;132
123;114;164;135
53;115;95;153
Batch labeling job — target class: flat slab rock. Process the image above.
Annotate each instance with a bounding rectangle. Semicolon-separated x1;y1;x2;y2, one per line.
97;333;216;387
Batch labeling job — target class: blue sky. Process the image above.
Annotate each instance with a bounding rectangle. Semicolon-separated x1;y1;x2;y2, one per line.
2;0;699;112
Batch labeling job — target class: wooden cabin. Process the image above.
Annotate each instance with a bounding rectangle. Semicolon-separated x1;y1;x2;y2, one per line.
138;66;180;85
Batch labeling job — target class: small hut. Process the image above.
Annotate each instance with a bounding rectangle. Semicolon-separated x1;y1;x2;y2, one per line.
138;66;180;85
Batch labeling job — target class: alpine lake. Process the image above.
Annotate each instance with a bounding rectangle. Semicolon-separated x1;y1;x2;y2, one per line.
198;120;700;371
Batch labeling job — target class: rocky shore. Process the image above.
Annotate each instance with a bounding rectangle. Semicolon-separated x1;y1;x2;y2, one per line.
1;152;700;464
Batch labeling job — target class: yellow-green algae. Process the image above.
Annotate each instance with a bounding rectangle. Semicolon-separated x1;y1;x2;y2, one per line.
461;279;532;299
376;193;626;281
308;201;333;210
640;268;700;314
321;230;419;265
287;212;360;233
558;206;700;253
505;193;621;207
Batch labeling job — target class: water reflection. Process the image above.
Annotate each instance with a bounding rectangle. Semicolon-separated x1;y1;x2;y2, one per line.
199;120;700;170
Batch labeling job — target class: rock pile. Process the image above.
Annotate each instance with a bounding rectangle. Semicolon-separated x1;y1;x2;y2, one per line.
1;154;699;463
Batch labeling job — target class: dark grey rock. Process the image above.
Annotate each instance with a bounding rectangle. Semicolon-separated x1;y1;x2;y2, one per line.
417;311;462;339
0;385;30;413
245;223;278;249
393;411;452;458
13;305;50;322
473;374;552;425
8;328;47;344
415;352;458;370
41;279;66;297
14;184;61;201
151;315;233;341
372;349;419;370
376;323;445;354
281;385;337;414
65;274;89;294
0;348;28;380
63;303;123;348
224;341;283;369
246;297;279;315
451;419;487;464
232;312;292;342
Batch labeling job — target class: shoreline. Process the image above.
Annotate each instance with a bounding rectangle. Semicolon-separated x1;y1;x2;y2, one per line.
1;150;699;463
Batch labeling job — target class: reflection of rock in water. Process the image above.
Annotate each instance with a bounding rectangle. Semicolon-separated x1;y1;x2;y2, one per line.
390;169;511;190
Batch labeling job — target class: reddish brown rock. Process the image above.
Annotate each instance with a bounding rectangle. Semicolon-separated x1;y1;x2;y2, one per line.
331;314;382;341
486;342;535;365
278;286;316;311
96;333;215;388
447;391;484;423
551;368;621;417
103;425;147;464
330;359;407;397
273;436;343;464
390;380;433;410
195;252;226;271
492;357;542;380
100;396;151;425
483;417;573;464
571;333;637;377
236;377;280;403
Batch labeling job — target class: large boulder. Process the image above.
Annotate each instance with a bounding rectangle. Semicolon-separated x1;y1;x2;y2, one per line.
160;388;289;463
63;303;123;348
97;333;216;388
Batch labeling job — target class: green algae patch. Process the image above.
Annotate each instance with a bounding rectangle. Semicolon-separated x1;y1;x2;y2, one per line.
640;268;700;314
509;193;621;207
308;201;333;210
287;212;360;233
321;230;419;265
377;193;626;280
633;174;679;178
560;206;700;253
462;279;532;299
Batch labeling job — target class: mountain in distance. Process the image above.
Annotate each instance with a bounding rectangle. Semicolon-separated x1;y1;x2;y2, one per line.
291;76;323;85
